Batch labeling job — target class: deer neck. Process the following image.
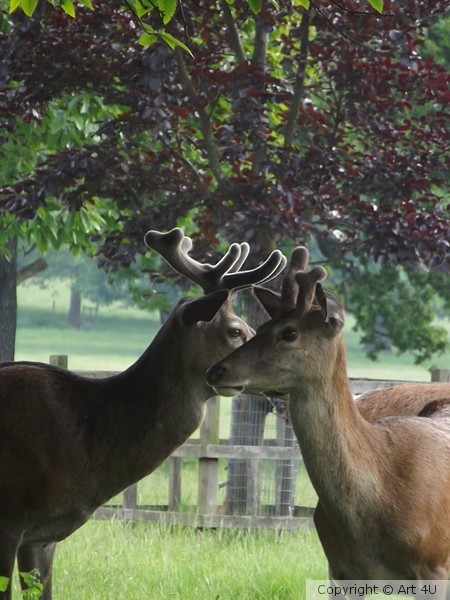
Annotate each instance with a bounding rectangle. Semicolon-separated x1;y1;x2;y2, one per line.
288;339;382;524
124;316;211;416
93;316;210;497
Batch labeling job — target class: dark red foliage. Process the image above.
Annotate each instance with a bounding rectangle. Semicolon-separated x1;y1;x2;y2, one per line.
0;0;448;270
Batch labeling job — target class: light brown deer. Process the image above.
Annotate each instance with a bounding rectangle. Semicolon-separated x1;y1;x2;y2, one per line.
0;228;285;600
356;384;450;423
207;246;450;597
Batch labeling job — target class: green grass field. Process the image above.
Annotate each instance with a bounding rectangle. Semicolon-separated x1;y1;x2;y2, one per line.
16;280;450;379
10;522;327;599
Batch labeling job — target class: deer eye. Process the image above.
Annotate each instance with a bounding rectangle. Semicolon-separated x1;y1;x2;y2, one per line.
281;328;298;342
228;328;243;338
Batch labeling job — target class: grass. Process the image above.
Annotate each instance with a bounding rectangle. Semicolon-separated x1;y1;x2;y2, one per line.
16;282;160;371
16;281;450;378
11;522;327;599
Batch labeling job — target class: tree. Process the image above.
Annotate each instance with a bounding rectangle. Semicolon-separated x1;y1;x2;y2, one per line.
0;0;449;361
0;199;119;358
0;8;124;359
8;0;386;35
0;238;17;360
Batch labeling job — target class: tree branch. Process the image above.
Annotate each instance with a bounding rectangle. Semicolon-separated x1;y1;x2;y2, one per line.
17;258;47;285
250;15;270;174
284;11;310;147
252;15;269;70
310;0;388;54
220;0;246;63
175;49;228;188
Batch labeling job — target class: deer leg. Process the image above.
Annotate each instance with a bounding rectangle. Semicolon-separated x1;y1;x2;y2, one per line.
0;533;20;600
17;541;57;600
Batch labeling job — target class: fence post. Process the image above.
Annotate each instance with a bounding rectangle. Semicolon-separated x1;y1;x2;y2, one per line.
123;484;137;510
197;396;220;515
49;355;68;369
168;457;182;511
430;369;450;383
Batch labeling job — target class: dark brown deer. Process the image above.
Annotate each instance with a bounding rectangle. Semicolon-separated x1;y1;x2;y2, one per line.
0;228;286;600
207;247;450;598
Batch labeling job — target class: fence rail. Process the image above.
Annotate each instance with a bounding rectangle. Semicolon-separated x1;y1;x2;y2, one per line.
49;356;450;530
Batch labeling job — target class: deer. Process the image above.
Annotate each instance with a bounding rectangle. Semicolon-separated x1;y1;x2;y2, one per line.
0;227;286;600
207;246;450;598
356;383;450;422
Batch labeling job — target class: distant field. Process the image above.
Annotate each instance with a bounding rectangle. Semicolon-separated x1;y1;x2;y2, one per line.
16;281;161;371
16;281;450;380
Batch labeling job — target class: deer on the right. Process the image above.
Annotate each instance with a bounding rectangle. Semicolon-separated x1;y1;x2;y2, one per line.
207;246;450;598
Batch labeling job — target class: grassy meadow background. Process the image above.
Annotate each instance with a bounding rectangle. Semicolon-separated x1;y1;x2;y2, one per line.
16;279;450;378
11;280;450;598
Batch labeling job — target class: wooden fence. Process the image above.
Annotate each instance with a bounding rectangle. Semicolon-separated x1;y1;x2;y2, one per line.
50;356;450;530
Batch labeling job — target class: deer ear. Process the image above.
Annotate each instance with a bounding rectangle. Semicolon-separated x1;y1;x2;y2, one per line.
253;286;281;318
317;285;345;333
181;290;230;326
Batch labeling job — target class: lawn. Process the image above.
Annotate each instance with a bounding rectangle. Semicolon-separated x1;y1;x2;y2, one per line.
11;521;327;599
16;282;160;371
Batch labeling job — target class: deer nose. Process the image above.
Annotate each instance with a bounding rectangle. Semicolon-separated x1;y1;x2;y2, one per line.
206;364;226;385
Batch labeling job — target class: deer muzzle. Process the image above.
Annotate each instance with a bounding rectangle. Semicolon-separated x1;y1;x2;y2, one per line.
206;363;245;396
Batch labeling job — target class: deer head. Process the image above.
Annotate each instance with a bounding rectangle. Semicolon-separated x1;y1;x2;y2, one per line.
206;246;345;397
144;228;287;379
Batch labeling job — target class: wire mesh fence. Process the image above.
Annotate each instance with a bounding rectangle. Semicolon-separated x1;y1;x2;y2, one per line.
223;395;299;517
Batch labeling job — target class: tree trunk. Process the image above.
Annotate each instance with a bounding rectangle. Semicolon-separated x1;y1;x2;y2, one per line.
67;288;81;329
0;238;18;362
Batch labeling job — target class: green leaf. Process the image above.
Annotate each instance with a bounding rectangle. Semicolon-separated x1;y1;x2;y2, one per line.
158;0;177;25
9;0;22;13
138;31;158;47
368;0;383;13
248;0;262;14
159;31;193;56
134;0;149;18
296;0;310;8
18;0;38;16
61;0;76;18
0;577;9;592
20;569;43;599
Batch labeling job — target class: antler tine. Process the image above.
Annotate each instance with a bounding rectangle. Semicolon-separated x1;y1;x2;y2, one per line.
144;228;211;290
145;228;287;295
221;250;287;291
144;228;251;294
222;243;250;274
295;266;328;319
204;242;245;284
280;246;310;314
